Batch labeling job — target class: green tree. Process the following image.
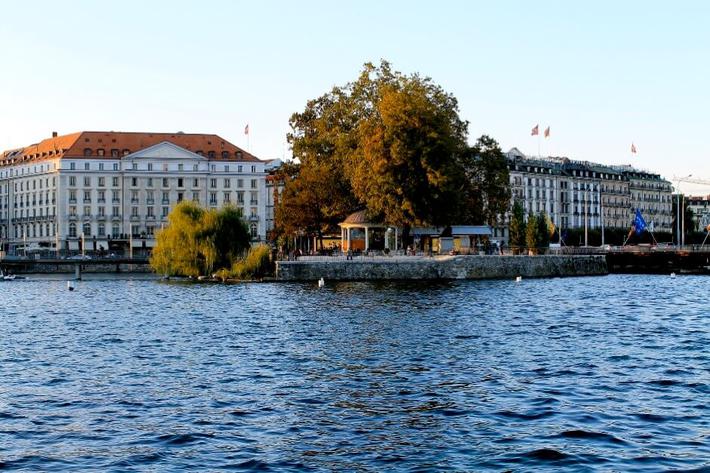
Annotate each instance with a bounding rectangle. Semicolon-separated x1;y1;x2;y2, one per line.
537;211;551;249
509;201;526;254
460;135;511;225
526;214;539;254
150;201;252;277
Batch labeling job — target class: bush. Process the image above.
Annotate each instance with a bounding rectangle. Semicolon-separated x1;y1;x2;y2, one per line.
230;244;272;280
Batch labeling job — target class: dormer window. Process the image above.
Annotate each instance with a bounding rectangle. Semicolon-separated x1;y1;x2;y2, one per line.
83;148;92;156
208;151;216;159
236;151;242;160
96;149;105;156
111;149;119;157
122;149;130;156
222;151;229;159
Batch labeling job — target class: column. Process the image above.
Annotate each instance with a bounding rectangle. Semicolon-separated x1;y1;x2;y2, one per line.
346;227;351;252
364;227;369;251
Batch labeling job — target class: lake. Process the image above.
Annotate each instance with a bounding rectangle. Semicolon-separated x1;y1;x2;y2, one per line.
0;274;708;471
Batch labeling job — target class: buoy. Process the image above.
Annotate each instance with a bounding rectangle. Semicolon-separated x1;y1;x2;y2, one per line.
670;272;676;278
318;277;325;288
515;276;522;282
67;281;75;291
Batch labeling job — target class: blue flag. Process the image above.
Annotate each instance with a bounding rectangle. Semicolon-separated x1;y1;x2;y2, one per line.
633;209;647;235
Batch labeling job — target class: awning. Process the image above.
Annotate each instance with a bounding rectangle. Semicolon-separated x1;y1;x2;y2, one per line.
411;227;443;236
450;225;492;236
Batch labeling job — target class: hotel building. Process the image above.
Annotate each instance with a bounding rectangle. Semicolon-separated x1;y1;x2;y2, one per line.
0;131;266;255
497;149;672;243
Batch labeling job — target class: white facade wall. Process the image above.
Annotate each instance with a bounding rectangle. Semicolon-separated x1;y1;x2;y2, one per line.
0;142;267;254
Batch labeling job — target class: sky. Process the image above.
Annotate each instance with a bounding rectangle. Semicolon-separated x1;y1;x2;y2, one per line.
1;0;709;193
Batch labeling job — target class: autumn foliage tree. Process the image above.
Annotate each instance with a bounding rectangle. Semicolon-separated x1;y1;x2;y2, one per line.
279;61;510;246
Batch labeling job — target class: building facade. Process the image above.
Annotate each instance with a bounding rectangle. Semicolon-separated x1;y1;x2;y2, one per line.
0;131;266;255
497;149;672;243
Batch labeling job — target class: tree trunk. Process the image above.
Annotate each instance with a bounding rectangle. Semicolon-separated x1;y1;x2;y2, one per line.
401;224;411;252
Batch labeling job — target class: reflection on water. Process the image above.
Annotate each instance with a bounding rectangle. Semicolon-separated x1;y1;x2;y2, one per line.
0;275;708;471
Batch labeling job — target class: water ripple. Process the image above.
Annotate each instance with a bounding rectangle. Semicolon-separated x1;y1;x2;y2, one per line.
0;274;708;471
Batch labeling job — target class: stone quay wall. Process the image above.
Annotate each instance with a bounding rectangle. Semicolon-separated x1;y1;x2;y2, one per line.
276;255;608;281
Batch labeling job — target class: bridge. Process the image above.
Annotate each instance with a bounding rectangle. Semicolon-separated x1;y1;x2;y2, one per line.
0;257;150;280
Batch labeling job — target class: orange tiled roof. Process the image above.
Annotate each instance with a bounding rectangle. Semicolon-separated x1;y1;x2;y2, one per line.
0;131;260;166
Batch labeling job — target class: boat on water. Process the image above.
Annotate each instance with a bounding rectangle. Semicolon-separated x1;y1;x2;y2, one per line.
0;269;23;281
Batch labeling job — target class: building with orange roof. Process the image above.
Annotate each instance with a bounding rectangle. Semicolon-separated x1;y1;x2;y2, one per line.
0;131;267;256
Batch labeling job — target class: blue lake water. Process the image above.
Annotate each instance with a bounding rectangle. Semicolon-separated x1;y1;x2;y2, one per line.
0;274;708;471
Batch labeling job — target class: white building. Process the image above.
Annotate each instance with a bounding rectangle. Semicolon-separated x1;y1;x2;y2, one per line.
0;131;266;256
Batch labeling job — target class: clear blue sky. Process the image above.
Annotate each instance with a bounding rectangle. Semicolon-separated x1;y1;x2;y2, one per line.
2;0;709;192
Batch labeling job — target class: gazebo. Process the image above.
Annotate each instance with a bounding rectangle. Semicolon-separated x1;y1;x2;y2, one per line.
339;210;397;252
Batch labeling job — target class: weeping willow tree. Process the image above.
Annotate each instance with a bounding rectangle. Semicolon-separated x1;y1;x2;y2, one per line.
150;201;251;277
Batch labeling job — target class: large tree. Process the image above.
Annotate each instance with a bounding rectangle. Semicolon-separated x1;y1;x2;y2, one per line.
282;60;511;245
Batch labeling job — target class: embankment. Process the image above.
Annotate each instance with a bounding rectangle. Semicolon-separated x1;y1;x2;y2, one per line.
276;255;607;281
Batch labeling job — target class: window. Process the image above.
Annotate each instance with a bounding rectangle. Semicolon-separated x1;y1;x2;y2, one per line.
237;179;243;188
147;190;154;203
84;176;91;187
96;149;105;156
224;179;230;188
146;225;155;237
178;164;183;171
223;192;230;203
210;178;217;188
84;163;90;170
99;163;104;171
209;192;217;204
251;165;256;173
162;178;169;188
131;190;139;203
193;178;199;188
70;162;76;170
147;163;153;171
98;223;105;237
147;207;155;217
69;223;77;237
177;178;184;188
113;163;119;171
251;179;257;189
237;191;244;204
250;223;257;238
162;207;169;217
222;152;229;160
193;164;199;172
112;206;120;216
112;223;120;237
208;151;215;159
98;190;105;202
237;165;243;173
98;207;105;216
69;206;77;216
211;164;216;172
111;149;119;157
84;206;91;216
163;163;168;172
83;148;92;156
132;177;138;187
83;222;91;236
177;192;183;202
132;163;138;171
147;178;153;187
112;190;120;203
69;176;76;186
131;207;139;216
98;177;105;187
192;192;199;202
162;191;169;203
83;190;91;202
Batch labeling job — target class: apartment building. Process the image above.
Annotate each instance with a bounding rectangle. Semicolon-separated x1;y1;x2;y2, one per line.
497;149;672;243
0;131;266;255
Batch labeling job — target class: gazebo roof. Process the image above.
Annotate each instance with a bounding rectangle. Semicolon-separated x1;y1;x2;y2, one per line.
343;210;369;224
340;210;387;228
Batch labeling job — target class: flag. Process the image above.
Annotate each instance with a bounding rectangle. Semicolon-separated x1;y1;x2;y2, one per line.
631;142;637;154
544;126;550;138
531;124;539;136
633;209;647;235
244;124;249;135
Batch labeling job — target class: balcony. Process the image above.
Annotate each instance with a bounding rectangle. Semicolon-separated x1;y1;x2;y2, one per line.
250;200;259;205
97;199;106;204
68;214;78;221
112;198;120;203
248;215;259;222
97;215;106;221
69;198;77;204
131;199;139;204
83;199;91;204
146;215;156;220
83;214;92;221
130;215;140;222
111;215;122;221
146;199;155;205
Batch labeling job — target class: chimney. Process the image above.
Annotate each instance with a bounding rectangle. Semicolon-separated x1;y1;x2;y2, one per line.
52;131;58;138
